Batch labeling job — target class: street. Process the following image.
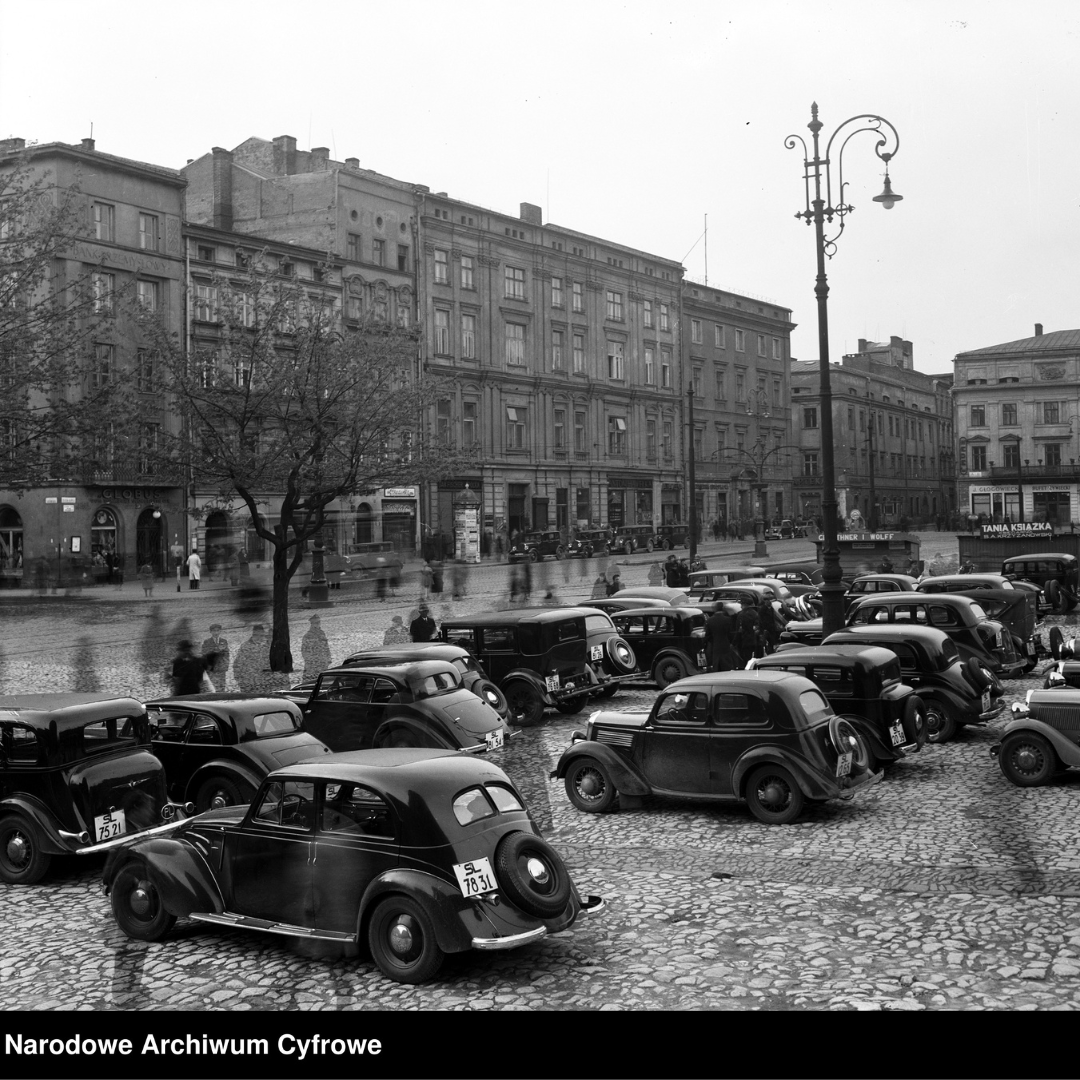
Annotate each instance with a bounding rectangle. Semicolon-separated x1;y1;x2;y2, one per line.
3;535;1080;1016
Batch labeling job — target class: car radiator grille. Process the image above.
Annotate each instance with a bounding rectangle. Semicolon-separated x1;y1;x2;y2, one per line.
595;727;635;749
1034;707;1080;732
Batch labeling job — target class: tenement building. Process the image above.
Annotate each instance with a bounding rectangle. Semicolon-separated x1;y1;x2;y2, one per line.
954;325;1080;525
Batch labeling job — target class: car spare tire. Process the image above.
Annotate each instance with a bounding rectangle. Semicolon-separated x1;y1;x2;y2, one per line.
494;832;572;918
964;655;993;692
903;694;928;750
828;715;871;771
473;679;508;717
606;636;637;675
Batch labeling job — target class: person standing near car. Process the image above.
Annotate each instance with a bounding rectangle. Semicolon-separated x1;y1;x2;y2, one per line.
757;592;784;656
734;597;761;665
170;640;213;696
200;622;231;691
410;604;437;642
705;607;736;671
233;624;270;693
301;615;332;680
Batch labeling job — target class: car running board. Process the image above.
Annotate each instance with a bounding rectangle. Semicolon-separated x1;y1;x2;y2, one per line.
189;912;354;943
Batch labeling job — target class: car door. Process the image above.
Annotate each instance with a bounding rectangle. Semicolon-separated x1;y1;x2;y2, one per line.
226;779;315;925
709;690;775;794
300;672;378;751
639;690;713;792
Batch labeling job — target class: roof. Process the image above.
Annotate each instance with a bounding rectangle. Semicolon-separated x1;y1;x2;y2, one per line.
956;329;1080;359
441;607;601;627
0;694;144;730
319;659;458;678
755;644;900;669
672;669;818;696
825;624;951;644
145;694;301;718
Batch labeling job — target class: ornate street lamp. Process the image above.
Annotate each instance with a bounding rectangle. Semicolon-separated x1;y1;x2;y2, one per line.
786;103;902;635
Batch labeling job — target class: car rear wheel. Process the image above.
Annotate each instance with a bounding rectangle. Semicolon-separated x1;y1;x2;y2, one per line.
662;539;672;551
473;679;508;717
646;539;656;552
1050;626;1065;660
654;655;689;687
555;546;565;560
494;832;572;917
528;550;539;563
110;861;176;941
745;765;805;825
999;732;1057;787
504;682;546;727
0;814;51;885
923;699;958;744
828;716;871;771
555;695;588;714
564;758;618;813
623;541;633;556
195;775;254;813
367;896;444;984
1046;579;1067;614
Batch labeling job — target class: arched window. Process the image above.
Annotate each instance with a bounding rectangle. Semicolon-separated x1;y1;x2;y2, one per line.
91;507;118;558
355;503;374;546
0;506;23;571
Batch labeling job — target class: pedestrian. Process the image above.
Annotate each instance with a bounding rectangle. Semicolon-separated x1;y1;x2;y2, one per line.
170;538;184;572
170;640;213;696
410;603;437;642
648;561;663;586
606;572;622;596
676;559;690;588
200;622;231;691
590;572;609;599
301;614;332;679
521;558;532;602
375;561;388;602
187;549;202;590
664;555;680;588
420;560;433;600
757;591;784;656
138;561;155;598
233;624;271;693
733;597;761;665
430;561;444;597
450;561;468;600
383;615;411;645
705;606;736;671
878;555;894;574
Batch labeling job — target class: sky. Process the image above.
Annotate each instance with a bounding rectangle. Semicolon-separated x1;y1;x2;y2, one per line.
2;0;1077;374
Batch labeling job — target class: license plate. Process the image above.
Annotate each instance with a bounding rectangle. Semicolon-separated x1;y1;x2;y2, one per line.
453;857;498;898
1026;641;1036;656
545;674;560;692
590;645;604;661
982;691;991;712
485;728;504;751
836;752;852;778
697;652;707;668
889;722;905;747
94;809;126;842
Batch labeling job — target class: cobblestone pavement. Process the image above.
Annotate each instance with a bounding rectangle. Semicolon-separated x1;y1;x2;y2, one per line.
5;534;1080;1011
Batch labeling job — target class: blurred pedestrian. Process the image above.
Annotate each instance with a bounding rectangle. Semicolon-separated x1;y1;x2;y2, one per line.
705;606;736;671
201;623;231;691
878;555;894;574
648;561;663;586
590;572;608;599
170;640;212;695
138;561;155;598
187;549;202;590
301;614;332;679
410;604;437;642
451;561;468;600
676;559;691;588
233;625;270;693
664;554;680;588
420;559;433;600
383;615;410;645
734;597;761;665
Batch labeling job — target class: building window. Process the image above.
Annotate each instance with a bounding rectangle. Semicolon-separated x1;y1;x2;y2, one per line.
138;423;159;474
714;324;725;348
771;337;781;360
803;453;819;476
606;290;623;320
92;343;113;388
551;276;563;307
715;368;726;400
346;233;361;261
434;249;448;284
573;333;586;374
691;319;702;344
607;340;625;380
138;213;159;251
460;255;474;289
197;244;216;263
1040;401;1062;424
92;202;115;242
572;282;583;312
662;420;673;458
505;266;525;299
461;313;476;359
659;304;669;331
1001;402;1017;426
92;271;115;316
233;355;251;387
397;245;408;272
971;444;987;471
462;401;477;447
692;366;702;397
757;334;766;356
693;427;704;459
803;407;818;428
970;404;986;426
848;405;855;430
505;323;525;365
773;379;781;406
346;285;362;323
734;329;745;352
437;399;452;442
434;309;451;355
554;408;566;448
552;329;564;370
644;347;655;385
643;300;653;328
506;406;526;449
136;279;160;313
574;410;587;452
136;349;155;393
735;371;745;402
646;419;657;460
1002;441;1020;469
193;282;216;322
372;239;385;266
660;349;671;388
1045;443;1063;467
608;416;627;455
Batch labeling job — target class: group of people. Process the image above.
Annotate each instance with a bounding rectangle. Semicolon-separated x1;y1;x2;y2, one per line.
703;593;788;672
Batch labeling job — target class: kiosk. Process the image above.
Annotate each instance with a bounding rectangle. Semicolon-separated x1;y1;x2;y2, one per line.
815;531;921;578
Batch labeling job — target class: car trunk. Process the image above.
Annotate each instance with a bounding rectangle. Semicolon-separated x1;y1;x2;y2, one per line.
68;750;167;839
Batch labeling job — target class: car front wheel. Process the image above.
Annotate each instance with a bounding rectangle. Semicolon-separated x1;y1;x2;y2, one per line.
999;732;1057;787
654;655;689;687
504;682;546;727
745;765;805;825
923;699;957;743
195;775;254;813
367;896;444;984
564;758;618;813
110;862;176;941
494;832;573;917
0;814;51;885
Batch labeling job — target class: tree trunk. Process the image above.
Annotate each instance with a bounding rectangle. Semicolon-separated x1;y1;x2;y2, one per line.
269;534;295;673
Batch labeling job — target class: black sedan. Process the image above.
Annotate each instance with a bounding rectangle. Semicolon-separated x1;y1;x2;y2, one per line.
146;695;331;812
103;750;603;983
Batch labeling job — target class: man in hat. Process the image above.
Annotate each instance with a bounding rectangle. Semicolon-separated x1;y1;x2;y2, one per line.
200;622;230;691
410;604;437;642
301;614;332;679
170;640;212;696
734;596;761;666
233;624;270;693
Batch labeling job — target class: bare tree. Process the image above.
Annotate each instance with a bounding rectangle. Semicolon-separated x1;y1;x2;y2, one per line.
142;269;470;671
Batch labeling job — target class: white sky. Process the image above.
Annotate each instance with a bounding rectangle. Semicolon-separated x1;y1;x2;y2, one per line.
2;0;1077;373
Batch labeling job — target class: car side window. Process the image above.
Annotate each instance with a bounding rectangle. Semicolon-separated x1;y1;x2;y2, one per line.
369;677;400;705
153;710;190;742
442;628;476;651
252;780;315;829
0;722;42;765
812;665;854;696
619;617;648;638
715;692;769;725
556;621;583;643
483;628;516;651
320;783;394;839
188;714;222;745
928;605;958;628
318;673;374;703
886;643;918;671
655;691;710;726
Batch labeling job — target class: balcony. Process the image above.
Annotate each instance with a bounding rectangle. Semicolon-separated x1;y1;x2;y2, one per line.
987;462;1079;482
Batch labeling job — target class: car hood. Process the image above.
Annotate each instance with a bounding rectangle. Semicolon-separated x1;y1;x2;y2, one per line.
589;710;649;730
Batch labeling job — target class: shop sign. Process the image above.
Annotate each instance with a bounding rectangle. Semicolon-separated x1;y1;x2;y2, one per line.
383;487;417;498
980;522;1054;538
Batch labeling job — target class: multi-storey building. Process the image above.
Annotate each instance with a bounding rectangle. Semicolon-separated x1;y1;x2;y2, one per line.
791;336;956;528
681;281;795;528
0;137;186;586
955;325;1080;525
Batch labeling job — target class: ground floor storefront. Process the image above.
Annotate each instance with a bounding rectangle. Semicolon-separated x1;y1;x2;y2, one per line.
962;482;1078;526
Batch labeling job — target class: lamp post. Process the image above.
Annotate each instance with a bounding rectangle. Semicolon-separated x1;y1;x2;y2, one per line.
786;102;902;635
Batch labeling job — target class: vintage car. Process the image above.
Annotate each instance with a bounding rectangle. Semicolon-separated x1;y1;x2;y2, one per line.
551;671;879;824
566;529;609;559
103;749;603;984
1038;628;1080;688
610;607;708;687
1002;553;1080;614
991;688;1080;786
286;660;509;752
688;567;766;593
0;694;189;884
583;596;672;618
683;581;782;619
654;523;691;549
439;608;602;726
613;585;690;606
147;695;331;812
612;524;658;555
748;645;927;768
508;530;565;563
297;547;404;587
820;625;1005;743
729;577;797;612
578;609;639;700
843;574;920;611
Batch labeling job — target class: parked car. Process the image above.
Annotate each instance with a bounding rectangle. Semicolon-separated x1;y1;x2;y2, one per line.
820;625;1005;742
779;519;810;539
654;524;690;550
928;588;1042;673
760;561;824;584
843;574;920;611
729;577;797;612
683;581;782;619
578;609;639;700
439;608;602;726
285;660;509;752
992;688;1080;786
613;585;691;606
551;671;879;824
612;525;658;555
567;529;608;559
583;596;671;618
297;547;404;586
103;749;603;983
0;694;189;884
688;567;766;593
1038;629;1080;688
146;695;331;812
508;530;565;563
1002;553;1079;614
610;607;708;687
748;645;927;768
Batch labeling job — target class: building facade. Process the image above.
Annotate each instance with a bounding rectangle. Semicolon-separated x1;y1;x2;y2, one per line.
954;325;1080;525
791;336;956;528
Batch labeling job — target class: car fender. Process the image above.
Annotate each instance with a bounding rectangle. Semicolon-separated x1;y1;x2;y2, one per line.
358;869;477;954
0;795;85;855
502;670;558;705
184;760;264;804
552;740;652;796
103;837;224;917
651;646;702;674
372;716;458;750
917;686;982;721
731;747;833;801
998;717;1080;766
833;712;896;764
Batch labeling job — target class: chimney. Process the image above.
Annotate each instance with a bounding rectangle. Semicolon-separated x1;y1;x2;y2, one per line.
520;201;542;225
310;146;330;171
345;157;359;169
272;135;297;176
211;146;234;232
0;137;25;153
857;338;869;352
1035;323;1043;336
81;137;95;152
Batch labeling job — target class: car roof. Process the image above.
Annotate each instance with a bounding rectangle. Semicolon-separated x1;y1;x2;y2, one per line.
613;587;689;603
824;624;951;646
754;644;901;670
343;643;469;661
920;574;1011;586
317;659;459;678
690;566;765;580
851;574;918;585
667;669;820;697
851;591;977;606
145;695;303;718
611;606;705;619
441;606;600;628
1004;553;1074;562
0;693;145;731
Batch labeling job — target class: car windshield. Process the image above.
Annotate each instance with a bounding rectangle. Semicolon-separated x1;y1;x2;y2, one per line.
452;656;479;675
253;711;300;736
70;716;143;758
